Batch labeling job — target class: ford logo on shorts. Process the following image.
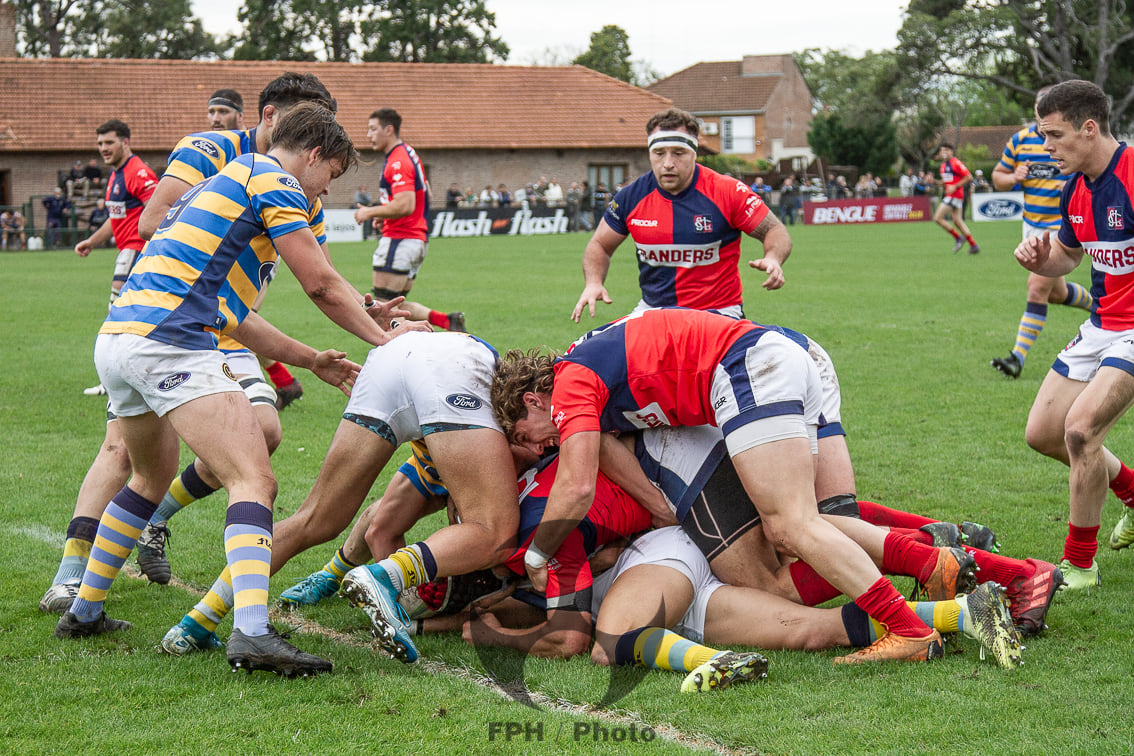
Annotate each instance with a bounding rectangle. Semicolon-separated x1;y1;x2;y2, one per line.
190;139;220;159
158;372;191;391
982;199;1022;218
446;393;482;410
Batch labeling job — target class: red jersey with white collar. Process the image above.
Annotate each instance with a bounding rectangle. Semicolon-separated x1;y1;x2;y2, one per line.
105;154;157;251
379;141;429;240
604;164;769;310
550;308;765;442
939;156;970;200
1057;143;1134;330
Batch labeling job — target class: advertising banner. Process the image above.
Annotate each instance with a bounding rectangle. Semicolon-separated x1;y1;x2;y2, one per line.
321;206;575;242
802;196;932;225
971;191;1025;222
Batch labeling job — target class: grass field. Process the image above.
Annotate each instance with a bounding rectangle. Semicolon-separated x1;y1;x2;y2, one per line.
2;219;1132;755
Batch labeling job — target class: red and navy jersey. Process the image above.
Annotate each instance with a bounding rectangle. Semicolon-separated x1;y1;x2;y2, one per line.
1058;143;1134;330
939;157;970;199
604;164;769;310
105;154;157;251
504;454;652;610
551;307;765;442
379;141;429;240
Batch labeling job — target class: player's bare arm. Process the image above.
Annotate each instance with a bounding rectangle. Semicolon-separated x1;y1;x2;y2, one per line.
138;176;192;240
275;226;428;346
75;218;114;257
229;312;361;395
991;163;1023;191
597;433;677;528
525;430;602;592
355;190;414;224
572;220;627;321
747;213;792;290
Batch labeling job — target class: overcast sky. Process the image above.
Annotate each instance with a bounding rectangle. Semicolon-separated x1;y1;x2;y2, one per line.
189;0;910;78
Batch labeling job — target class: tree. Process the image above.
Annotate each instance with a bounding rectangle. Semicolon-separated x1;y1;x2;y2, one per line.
573;25;633;83
83;0;218;59
898;0;1134;131
13;0;88;57
361;0;508;62
231;0;366;62
808;112;898;176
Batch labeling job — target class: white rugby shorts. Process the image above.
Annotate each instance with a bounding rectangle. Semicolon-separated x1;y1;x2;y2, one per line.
1053;320;1134;381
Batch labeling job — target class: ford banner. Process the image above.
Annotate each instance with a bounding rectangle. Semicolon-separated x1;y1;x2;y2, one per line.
971;192;1025;222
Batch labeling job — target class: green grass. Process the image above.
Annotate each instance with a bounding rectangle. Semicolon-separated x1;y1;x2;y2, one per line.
2;220;1131;755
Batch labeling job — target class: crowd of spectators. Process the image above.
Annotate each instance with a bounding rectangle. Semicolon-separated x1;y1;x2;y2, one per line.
441;174;613;232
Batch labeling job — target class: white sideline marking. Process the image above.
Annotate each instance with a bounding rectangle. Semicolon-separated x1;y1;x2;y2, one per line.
10;523;64;548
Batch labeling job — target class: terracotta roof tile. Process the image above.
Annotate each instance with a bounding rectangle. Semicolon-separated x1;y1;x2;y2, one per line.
648;61;780;114
0;58;672;152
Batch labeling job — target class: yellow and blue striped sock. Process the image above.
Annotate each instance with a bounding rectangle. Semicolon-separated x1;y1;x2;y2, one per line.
847;599;963;644
225;501;272;636
187;566;234;634
380;542;437;592
51;516;99;585
613;627;720;673
70;487;159;622
152;462;219;524
1063;281;1093;311
1012;302;1048;364
321;547;359;581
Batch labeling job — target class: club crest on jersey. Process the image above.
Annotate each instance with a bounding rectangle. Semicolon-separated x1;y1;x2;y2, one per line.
1108;207;1124;230
445;393;483;410
694;215;713;233
158;372;191;391
191;139;220;158
277;176;302;192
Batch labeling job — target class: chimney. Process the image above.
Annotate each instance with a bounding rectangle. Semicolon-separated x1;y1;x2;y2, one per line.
0;2;16;58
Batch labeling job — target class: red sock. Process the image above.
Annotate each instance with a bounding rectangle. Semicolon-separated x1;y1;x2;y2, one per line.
890;526;934;545
947;229;960;239
1063;524;1099;568
964;546;1031;586
857;500;936;529
265;361;296;388
881;531;940;583
426;311;450;329
788;560;842;606
1110;463;1134;507
965;234;976;245
854;577;932;638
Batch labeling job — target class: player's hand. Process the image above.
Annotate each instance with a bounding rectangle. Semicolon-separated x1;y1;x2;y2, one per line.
571;283;612;322
1014;231;1051;270
525;561;549;593
74;239;92;257
380;319;433;344
353;206;373;225
363;293;412;329
311;349;361;396
1014;164;1030;182
749;257;785;290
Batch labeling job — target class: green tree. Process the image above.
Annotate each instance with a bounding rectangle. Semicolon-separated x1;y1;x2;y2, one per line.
573;25;633;83
361;0;508;62
84;0;217;59
230;0;366;62
13;0;88;57
898;0;1134;130
808;112;898;176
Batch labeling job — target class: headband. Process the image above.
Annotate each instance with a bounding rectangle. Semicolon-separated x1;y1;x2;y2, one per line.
208;97;242;113
648;130;698;151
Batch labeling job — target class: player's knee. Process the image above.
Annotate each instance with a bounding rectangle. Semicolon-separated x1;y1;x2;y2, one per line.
1064;418;1104;458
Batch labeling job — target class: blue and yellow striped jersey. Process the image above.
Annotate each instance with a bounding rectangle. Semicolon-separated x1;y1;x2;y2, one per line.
998;123;1068;229
102;153;320;351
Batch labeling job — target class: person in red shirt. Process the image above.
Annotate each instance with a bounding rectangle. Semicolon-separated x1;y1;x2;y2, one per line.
491;307;946;664
933;142;980;254
355;108;465;332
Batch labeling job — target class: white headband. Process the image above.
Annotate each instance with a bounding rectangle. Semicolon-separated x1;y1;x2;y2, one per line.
648;130;698;151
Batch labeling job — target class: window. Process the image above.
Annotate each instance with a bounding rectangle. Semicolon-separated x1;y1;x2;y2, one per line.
721;116;755;154
588;164;626;192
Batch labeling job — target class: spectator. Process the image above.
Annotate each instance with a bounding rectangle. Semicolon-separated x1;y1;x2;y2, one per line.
778;175;799;225
2;209;27;250
578;180;594;231
42;187;72;248
444;183;462;209
854;172;874;198
479;184;497;208
354;185;374;240
81;158;105;198
464;186;477;207
87;197;110;235
874;176;888;197
971;169;992;193
544;176;564;207
591;181;611;229
533;175;549;206
496;183;512;207
514;184;528;210
914;170;931;196
566;181;581;229
751;176;772;200
899;167;916;197
63;160;84;197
